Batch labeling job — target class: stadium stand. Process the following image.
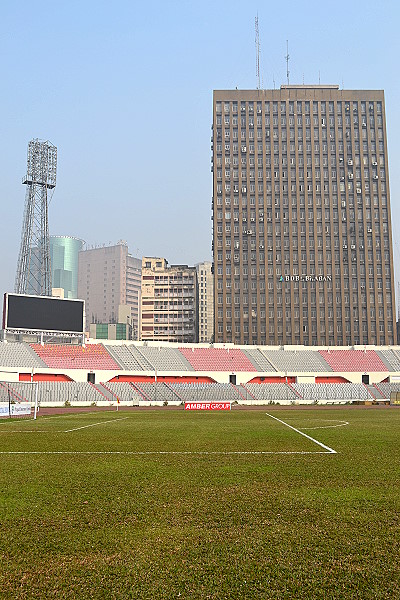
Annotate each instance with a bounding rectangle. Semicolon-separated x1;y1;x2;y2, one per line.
134;382;183;402
169;382;243;402
377;382;400;398
0;342;46;368
242;383;298;402
1;341;400;406
319;350;387;373
104;345;150;371
102;382;144;403
3;381;106;404
293;383;371;402
179;347;257;372
137;347;194;372
365;384;385;400
241;348;277;372
261;350;332;373
376;349;400;372
31;343;120;370
0;382;26;402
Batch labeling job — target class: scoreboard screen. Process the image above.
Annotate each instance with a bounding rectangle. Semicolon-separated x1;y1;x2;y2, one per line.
3;294;84;333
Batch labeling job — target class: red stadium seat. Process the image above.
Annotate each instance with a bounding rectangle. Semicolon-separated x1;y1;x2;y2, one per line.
30;344;120;370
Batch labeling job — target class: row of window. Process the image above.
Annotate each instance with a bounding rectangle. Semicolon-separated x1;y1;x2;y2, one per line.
215;140;386;155
215;100;383;116
216;194;387;208
216;310;386;322
218;321;391;333
217;336;394;346
215;125;383;141
216;115;384;127
216;155;385;169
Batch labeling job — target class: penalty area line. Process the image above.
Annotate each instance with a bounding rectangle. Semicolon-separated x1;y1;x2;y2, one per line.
63;417;129;432
265;412;337;454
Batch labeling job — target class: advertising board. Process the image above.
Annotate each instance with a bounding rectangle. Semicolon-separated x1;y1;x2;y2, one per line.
0;403;32;417
184;402;231;411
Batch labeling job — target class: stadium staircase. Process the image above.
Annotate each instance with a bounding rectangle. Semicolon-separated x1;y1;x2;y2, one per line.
238;384;256;401
373;383;387;399
287;382;302;398
365;384;385;400
93;384;115;402
0;382;24;402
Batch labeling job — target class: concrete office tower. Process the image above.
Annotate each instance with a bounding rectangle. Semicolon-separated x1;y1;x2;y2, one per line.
212;87;396;346
50;236;84;299
140;257;198;343
196;261;214;342
77;241;142;338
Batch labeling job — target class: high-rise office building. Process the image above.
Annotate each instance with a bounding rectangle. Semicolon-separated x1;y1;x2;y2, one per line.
212;86;396;346
50;236;84;299
140;257;198;343
196;261;214;342
77;241;142;337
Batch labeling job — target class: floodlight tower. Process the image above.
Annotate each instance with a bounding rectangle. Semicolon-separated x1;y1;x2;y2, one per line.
15;139;57;296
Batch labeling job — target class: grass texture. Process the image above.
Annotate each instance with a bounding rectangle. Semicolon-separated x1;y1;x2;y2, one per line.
0;408;399;599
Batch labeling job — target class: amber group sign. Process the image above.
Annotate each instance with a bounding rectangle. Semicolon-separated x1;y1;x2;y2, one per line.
185;402;231;411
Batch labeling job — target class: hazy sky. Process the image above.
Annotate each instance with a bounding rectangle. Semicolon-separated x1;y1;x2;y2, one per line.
1;0;400;302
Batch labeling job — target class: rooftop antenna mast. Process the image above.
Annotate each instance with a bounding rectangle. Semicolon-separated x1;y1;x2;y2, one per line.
15;139;57;296
255;15;260;89
285;40;290;85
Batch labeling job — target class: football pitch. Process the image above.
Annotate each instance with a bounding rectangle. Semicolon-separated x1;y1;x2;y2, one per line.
0;408;399;599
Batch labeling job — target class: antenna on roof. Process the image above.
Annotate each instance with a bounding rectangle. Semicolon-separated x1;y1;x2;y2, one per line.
255;14;260;90
285;40;290;85
319;70;321;85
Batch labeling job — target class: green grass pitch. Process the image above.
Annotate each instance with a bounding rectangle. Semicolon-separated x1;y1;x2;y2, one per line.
0;408;399;599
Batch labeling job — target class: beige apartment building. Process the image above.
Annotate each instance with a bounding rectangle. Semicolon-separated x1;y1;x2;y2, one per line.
212;86;396;346
140;257;198;343
196;261;214;342
78;241;142;338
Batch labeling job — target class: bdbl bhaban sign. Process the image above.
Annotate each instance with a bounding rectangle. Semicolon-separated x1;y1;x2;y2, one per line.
185;402;231;411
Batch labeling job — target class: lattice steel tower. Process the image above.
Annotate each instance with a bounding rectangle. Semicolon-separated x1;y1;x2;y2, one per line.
15;139;57;296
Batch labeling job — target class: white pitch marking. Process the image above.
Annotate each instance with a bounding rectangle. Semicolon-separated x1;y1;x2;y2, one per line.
301;420;349;431
265;412;337;454
63;417;129;432
0;411;104;425
0;430;48;433
0;450;333;455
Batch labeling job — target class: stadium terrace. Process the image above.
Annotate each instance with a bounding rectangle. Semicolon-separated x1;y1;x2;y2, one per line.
1;341;400;407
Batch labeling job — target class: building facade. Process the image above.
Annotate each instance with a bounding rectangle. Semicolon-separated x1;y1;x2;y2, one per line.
212;86;396;346
196;261;214;342
77;241;142;337
50;236;84;299
140;257;198;343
